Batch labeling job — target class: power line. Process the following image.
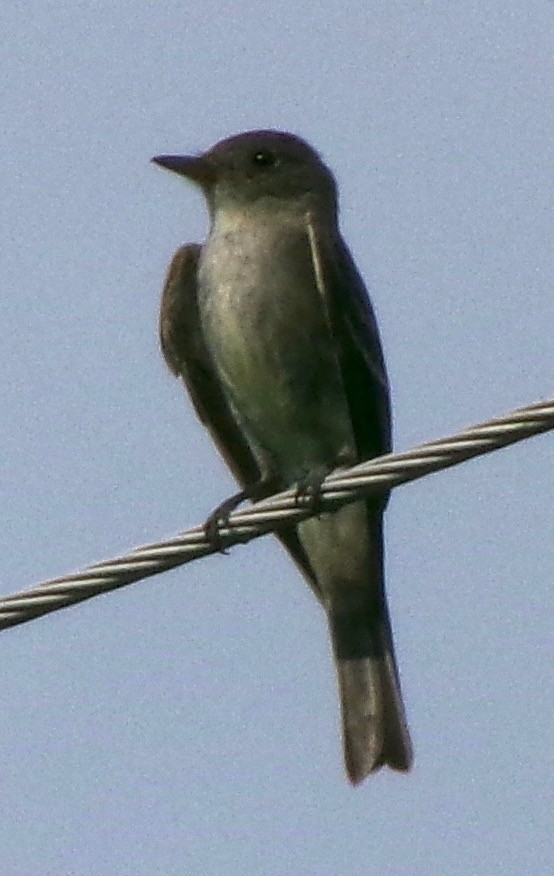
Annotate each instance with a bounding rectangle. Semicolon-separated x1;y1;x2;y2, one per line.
0;398;552;632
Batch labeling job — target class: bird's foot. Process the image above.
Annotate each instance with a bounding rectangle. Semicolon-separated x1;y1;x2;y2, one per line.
294;468;331;515
204;490;248;554
204;478;278;553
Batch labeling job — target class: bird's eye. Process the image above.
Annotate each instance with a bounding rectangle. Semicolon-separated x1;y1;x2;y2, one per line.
251;149;278;168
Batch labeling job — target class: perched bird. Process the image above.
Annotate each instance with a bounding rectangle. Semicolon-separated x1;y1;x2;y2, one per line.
153;130;412;783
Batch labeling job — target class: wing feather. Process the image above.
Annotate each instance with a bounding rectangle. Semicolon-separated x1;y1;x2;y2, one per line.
159;243;320;594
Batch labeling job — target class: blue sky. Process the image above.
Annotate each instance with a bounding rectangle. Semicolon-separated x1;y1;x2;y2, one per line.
1;3;552;874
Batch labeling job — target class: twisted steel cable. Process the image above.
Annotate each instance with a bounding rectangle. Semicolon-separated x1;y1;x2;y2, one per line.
0;398;552;631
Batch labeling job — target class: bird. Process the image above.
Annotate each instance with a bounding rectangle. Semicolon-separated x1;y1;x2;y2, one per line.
153;129;412;784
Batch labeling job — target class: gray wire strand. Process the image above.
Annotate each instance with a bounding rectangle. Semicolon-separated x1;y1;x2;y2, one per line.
1;398;552;631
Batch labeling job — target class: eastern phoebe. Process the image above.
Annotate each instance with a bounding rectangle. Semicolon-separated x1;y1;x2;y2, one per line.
153;130;412;783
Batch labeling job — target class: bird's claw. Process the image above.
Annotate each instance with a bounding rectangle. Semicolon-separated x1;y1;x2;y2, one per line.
204;492;248;554
204;478;278;553
294;470;328;513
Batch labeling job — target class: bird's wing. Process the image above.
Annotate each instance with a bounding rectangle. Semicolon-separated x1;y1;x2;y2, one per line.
159;244;320;594
306;221;412;772
160;244;261;486
306;217;392;466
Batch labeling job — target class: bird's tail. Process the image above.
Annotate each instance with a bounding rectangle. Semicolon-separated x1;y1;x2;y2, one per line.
328;598;413;784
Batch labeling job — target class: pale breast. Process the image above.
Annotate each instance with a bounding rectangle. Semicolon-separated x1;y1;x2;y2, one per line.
197;205;355;477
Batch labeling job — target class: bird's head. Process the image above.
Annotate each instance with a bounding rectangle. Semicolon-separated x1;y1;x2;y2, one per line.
152;129;338;215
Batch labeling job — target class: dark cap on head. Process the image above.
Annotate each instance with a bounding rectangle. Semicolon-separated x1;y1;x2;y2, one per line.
152;129;337;208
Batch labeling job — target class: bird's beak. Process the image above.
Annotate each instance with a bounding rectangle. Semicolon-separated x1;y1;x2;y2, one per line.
151;154;216;186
